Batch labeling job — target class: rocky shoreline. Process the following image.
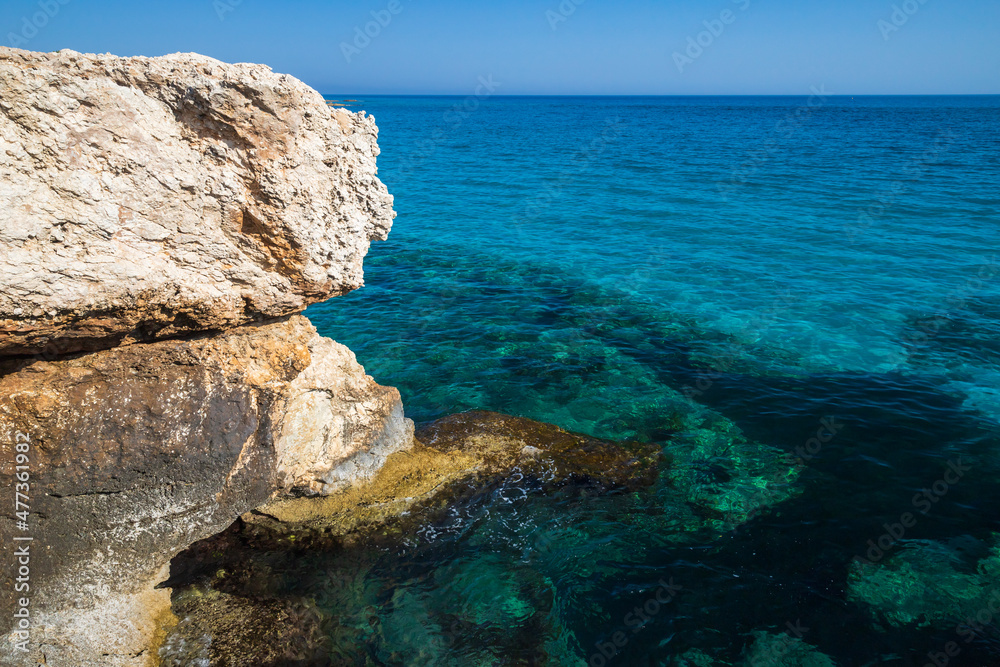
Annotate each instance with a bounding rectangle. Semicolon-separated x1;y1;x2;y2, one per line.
0;47;410;666
1;47;815;666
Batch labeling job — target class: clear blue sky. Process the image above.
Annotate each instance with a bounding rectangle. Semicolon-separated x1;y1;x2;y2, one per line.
3;0;998;95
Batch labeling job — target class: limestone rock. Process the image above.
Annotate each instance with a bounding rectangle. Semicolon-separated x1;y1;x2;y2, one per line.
0;47;394;356
0;315;412;666
244;410;663;542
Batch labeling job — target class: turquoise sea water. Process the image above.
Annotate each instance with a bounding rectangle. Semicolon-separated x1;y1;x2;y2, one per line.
218;97;1000;665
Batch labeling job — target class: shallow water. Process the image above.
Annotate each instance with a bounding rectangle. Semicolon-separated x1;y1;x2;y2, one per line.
177;96;1000;665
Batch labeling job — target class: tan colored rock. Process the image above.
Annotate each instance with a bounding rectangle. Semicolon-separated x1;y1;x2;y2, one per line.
0;47;394;356
0;316;412;666
246;411;662;542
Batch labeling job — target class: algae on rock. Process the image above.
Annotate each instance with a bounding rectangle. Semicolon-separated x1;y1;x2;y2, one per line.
847;535;1000;630
161;408;805;665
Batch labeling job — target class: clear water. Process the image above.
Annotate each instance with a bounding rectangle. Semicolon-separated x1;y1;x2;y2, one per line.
239;96;1000;664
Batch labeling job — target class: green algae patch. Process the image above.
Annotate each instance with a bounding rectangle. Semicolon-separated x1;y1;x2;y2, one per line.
667;429;802;529
847;536;1000;630
245;439;483;540
245;410;663;541
244;408;798;545
159;588;329;666
668;648;722;666
741;631;838;666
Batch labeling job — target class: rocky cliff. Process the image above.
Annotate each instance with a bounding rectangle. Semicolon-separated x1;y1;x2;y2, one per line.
0;47;411;666
0;47;394;356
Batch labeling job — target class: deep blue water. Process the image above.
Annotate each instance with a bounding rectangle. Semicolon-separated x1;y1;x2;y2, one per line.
301;96;1000;666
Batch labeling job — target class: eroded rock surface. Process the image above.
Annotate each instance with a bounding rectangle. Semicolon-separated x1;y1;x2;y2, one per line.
0;46;408;665
0;47;394;356
0;316;411;665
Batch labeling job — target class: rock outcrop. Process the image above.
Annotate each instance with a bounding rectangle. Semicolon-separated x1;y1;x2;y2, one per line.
156;410;803;666
0;48;410;666
243;410;663;542
0;47;394;356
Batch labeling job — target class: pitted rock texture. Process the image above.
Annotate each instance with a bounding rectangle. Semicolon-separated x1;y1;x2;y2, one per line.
0;47;394;356
0;315;412;666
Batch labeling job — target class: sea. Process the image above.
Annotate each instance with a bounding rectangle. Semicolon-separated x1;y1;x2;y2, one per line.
291;95;998;665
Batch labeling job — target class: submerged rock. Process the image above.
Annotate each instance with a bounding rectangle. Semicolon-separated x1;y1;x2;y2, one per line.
162;409;804;665
242;410;663;542
740;632;838;667
160;589;329;667
847;535;1000;631
0;47;394;356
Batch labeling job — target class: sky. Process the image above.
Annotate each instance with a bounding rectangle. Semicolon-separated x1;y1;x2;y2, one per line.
2;0;998;95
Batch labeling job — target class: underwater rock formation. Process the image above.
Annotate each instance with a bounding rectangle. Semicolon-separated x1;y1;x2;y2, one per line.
244;410;662;541
0;48;407;666
243;400;804;544
847;535;1000;631
161;410;804;665
0;46;394;356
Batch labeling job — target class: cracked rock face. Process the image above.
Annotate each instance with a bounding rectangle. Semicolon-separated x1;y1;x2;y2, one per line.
0;316;412;666
0;47;395;356
0;48;409;666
